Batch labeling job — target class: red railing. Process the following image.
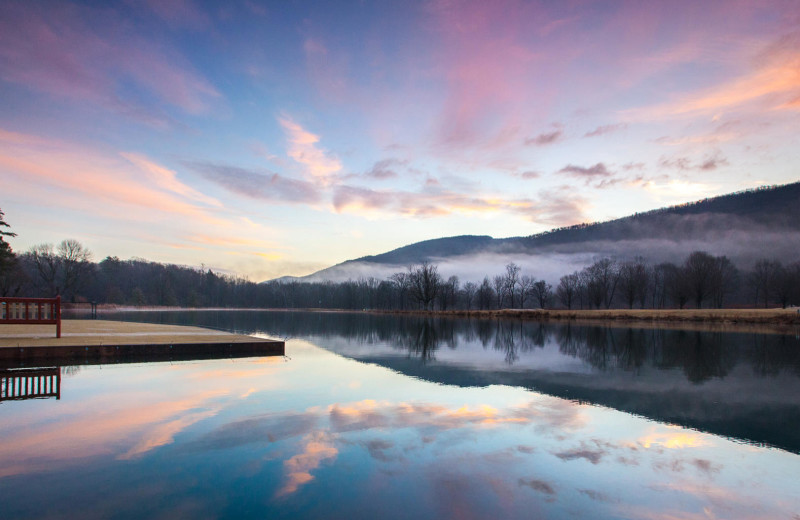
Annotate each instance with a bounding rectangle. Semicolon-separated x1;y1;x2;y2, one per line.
0;296;61;338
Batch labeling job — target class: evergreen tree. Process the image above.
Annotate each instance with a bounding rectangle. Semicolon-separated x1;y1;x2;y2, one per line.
0;208;19;295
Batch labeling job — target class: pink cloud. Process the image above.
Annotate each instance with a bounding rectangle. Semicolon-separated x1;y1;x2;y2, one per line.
425;0;545;148
279;117;342;179
331;183;588;226
0;2;220;120
626;55;800;120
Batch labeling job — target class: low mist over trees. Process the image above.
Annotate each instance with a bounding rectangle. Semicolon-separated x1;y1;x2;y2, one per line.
1;205;798;310
2;236;798;311
6;247;799;311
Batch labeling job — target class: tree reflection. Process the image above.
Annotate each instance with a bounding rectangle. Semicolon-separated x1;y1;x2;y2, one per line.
109;310;800;384
653;330;735;384
406;319;443;362
747;333;800;377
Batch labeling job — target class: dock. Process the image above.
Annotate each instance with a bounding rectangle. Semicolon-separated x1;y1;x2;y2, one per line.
0;319;284;367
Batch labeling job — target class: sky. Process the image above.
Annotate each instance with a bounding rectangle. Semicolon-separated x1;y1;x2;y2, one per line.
0;0;798;281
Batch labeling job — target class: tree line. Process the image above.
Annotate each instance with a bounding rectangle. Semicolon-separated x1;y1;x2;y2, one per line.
1;208;798;310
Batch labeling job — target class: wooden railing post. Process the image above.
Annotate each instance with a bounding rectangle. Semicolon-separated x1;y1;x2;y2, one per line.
55;295;61;339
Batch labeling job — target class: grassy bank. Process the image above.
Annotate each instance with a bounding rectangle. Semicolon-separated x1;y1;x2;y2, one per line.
63;303;800;333
374;307;800;333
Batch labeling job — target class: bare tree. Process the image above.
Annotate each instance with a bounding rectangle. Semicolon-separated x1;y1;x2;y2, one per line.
493;275;507;309
477;277;494;310
663;262;689;309
26;239;93;300
750;259;781;308
462;281;477;310
709;256;738;308
650;263;669;309
584;258;620;309
390;272;410;310
58;239;93;300
618;257;649;309
408;262;442;310
530;279;553;309
517;274;534;309
577;269;590;309
28;244;60;295
504;263;521;308
438;275;459;310
556;272;580;310
684;251;716;308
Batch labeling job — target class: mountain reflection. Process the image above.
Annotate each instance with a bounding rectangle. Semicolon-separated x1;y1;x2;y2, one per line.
103;310;800;453
129;310;800;382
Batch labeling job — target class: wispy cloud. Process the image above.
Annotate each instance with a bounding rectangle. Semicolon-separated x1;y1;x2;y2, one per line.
584;124;625;138
0;129;227;226
364;158;407;180
658;153;729;172
279;117;342;179
525;130;563;146
558;163;613;179
122;153;221;207
331;184;587;226
624;38;800;120
0;2;220;122
426;0;543;148
187;162;322;204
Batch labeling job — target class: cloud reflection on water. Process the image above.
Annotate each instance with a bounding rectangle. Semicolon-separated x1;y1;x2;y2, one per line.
0;336;798;519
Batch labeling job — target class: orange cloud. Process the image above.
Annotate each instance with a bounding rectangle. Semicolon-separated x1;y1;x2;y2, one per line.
121;152;221;207
120;409;219;460
638;427;708;450
0;389;226;478
625;52;800;120
0;130;228;227
276;432;338;497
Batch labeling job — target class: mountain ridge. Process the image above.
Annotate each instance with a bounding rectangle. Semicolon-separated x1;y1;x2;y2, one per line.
266;181;800;283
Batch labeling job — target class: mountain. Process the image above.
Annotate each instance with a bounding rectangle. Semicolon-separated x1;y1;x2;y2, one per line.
269;182;800;283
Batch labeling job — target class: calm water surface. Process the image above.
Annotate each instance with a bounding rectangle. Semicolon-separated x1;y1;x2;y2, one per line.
1;310;799;519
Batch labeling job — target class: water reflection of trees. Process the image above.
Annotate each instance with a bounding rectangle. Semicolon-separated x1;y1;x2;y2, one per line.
113;311;800;383
746;333;800;377
554;325;647;373
493;321;547;364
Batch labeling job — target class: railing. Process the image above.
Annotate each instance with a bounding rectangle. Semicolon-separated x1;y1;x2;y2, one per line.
0;296;61;338
0;367;61;401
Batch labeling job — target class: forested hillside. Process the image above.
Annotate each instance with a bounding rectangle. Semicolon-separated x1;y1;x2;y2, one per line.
300;182;800;282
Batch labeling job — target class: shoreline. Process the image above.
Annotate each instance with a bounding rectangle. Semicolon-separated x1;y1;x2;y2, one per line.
63;304;800;333
67;303;800;322
373;308;800;335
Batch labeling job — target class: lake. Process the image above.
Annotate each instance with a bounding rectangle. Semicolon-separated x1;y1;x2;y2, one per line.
2;310;799;519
